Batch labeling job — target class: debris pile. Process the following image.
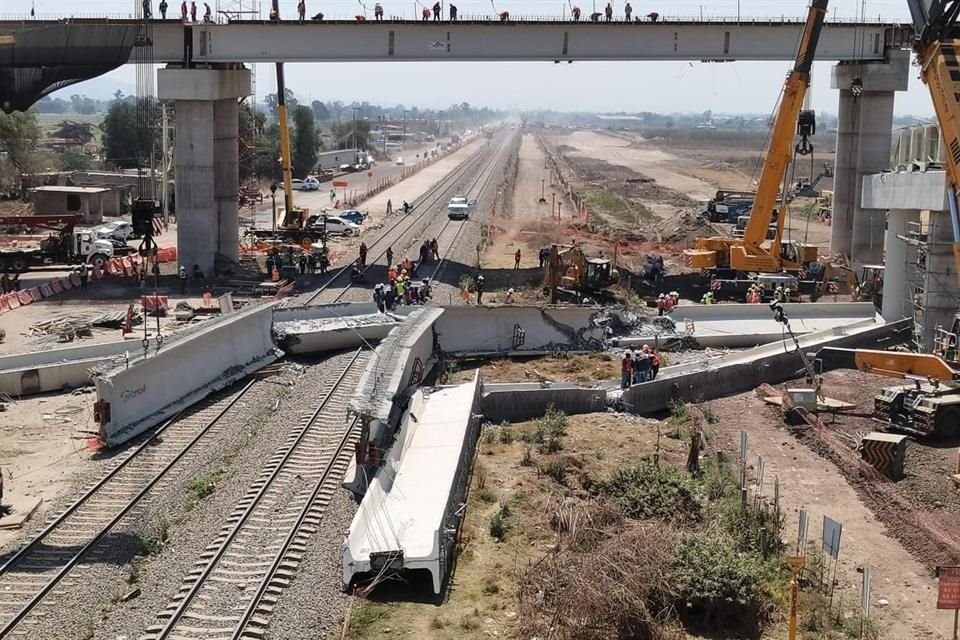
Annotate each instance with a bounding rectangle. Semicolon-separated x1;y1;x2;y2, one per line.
28;309;142;344
654;209;718;245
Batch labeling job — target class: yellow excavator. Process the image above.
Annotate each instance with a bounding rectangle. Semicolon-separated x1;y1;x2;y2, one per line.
907;0;960;286
545;243;619;303
818;347;960;439
684;0;826;290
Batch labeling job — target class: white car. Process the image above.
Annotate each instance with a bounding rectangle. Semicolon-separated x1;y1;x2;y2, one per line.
291;177;321;191
309;215;360;236
96;220;136;241
395;157;405;166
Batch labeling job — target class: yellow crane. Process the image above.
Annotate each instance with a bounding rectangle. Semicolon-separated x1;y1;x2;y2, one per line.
906;0;960;285
684;0;826;276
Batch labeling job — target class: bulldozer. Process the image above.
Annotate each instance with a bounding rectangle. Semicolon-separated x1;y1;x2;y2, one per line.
545;244;619;303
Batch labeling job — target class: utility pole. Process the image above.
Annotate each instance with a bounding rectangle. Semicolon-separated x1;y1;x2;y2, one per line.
351;106;359;155
160;104;169;224
402;110;408;149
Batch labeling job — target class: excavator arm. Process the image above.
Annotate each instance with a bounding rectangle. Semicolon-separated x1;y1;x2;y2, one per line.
908;0;960;285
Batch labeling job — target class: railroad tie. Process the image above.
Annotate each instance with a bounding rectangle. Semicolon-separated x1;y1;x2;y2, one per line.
858;432;909;480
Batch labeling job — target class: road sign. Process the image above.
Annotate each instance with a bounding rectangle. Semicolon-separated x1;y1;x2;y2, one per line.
786;556;806;573
823;516;843;560
938;567;960;610
332;180;348;187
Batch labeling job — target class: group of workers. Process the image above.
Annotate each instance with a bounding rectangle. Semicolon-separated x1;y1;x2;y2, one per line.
374;267;432;310
620;345;661;389
654;291;680;315
142;1;661;23
265;246;330;280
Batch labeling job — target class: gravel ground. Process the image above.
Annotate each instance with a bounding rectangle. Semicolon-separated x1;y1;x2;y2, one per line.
48;354;348;640
264;488;357;640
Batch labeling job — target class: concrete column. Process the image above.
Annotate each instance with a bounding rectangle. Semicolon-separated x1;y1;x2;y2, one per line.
921;212;959;351
881;208;918;321
831;88;858;259
214;98;240;263
831;50;909;267
158;67;251;277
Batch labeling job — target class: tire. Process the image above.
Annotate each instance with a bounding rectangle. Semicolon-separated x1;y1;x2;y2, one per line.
89;253;108;269
934;406;960;441
9;255;28;273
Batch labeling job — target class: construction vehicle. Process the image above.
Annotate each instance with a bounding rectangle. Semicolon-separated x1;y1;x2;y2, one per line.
817;347;960;439
810;263;884;307
0;214;115;272
684;0;826;289
906;0;960;286
791;161;834;199
698;190;757;224
545;243;619;303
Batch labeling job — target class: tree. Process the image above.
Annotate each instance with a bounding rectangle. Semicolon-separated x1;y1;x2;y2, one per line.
332;119;370;151
311;100;330;122
239;101;266;182
254;123;282;181
291;105;318;179
0;110;42;173
53;120;95;144
58;150;92;171
264;89;298;121
101;99;156;169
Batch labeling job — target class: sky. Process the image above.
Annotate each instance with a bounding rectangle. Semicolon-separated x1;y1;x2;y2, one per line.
1;0;938;115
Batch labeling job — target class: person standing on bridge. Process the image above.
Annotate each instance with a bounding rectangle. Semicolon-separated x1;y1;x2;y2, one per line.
297;0;306;22
142;0;152;19
432;1;441;21
646;11;659;22
421;6;430;21
624;1;632;21
449;3;457;20
604;2;613;21
180;1;187;19
571;5;581;20
374;2;384;20
190;1;197;22
159;0;168;18
203;2;212;22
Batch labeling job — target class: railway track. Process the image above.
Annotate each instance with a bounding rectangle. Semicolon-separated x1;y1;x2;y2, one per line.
304;133;514;306
0;381;260;637
142;348;368;640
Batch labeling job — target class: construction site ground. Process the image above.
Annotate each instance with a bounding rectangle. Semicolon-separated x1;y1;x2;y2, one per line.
707;370;959;639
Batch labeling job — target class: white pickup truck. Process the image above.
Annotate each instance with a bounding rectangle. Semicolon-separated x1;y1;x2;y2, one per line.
447;196;476;220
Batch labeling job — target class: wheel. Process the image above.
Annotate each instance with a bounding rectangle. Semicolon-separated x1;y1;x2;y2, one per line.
934;406;960;441
9;255;27;273
89;253;108;269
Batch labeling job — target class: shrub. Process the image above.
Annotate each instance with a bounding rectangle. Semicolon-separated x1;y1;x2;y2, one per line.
540;460;568;485
476;487;497;504
489;503;511;541
498;426;515;444
520;447;534;467
592;463;702;522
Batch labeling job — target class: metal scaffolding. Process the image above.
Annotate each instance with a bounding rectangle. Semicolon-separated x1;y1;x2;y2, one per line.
902;214;959;352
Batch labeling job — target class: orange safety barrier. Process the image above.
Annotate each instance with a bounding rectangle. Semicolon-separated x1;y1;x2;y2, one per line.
141;294;169;312
7;293;20;309
0;295;9;314
29;287;43;303
17;290;32;306
50;279;63;294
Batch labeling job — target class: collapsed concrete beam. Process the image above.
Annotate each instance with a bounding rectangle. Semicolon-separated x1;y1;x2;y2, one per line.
342;373;482;595
0;340;141;396
92;303;279;447
482;382;606;422
620;318;910;414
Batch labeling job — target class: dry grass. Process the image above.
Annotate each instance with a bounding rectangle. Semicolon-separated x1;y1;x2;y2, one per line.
446;353;620;387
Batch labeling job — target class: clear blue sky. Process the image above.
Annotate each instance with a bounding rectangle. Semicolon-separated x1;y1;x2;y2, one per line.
2;0;936;115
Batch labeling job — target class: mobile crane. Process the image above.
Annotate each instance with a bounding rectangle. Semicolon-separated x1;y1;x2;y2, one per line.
684;0;826;292
906;0;960;284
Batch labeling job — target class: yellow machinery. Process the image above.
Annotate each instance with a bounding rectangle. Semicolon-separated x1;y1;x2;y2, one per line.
274;63;308;231
818;347;960;439
546;243;619;303
684;0;826;275
810;263;884;305
907;0;960;285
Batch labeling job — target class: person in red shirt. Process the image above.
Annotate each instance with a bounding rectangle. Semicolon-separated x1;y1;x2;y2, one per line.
621;351;633;389
180;1;187;19
190;1;197;22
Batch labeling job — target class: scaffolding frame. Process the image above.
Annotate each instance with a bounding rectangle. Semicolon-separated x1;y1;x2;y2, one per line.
902;214;959;352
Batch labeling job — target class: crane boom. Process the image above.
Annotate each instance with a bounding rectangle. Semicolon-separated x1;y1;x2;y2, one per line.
735;0;826;262
276;62;295;217
908;0;960;285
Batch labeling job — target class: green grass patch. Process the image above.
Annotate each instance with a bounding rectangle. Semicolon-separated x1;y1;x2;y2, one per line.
584;189;653;226
348;601;398;639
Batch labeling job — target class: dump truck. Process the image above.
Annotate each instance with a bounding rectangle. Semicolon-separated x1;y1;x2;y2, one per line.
0;214;115;272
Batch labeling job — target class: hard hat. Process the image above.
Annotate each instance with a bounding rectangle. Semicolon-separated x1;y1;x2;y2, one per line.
658;293;665;298
508;288;515;293
478;275;485;280
642;344;650;351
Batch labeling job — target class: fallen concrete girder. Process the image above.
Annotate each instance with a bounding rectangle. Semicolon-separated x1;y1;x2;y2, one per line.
482;382;606;422
92;303;279;447
610;302;879;350
342;373;482;595
0;340;142;396
620;318;910;414
273;313;406;355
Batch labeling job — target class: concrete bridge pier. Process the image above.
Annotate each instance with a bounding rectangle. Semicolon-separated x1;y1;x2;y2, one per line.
157;66;251;277
830;50;909;268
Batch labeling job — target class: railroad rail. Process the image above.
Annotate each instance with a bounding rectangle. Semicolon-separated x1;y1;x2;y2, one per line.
143;348;368;640
302;132;513;306
0;381;259;637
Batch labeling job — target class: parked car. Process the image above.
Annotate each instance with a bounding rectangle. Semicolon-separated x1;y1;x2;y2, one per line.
308;215;360;236
339;164;360;173
395;157;405;166
338;209;367;225
96;220;136;241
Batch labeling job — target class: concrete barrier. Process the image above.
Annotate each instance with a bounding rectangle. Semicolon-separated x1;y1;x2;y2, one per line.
620;318;910;414
273;313;404;355
434;305;604;356
0;340;142;396
482;382;607;422
93;303;279;447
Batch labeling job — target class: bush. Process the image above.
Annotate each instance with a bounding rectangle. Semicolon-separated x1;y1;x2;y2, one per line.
476;487;497;504
671;533;777;636
520;447;534;467
540;460;568;485
534;406;568;453
593;463;702;522
489;503;511;541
